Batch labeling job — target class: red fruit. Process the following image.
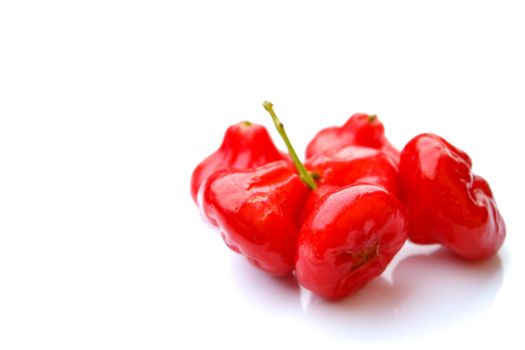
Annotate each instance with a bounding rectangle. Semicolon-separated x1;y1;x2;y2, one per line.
296;184;408;299
202;161;309;276
399;133;505;260
300;145;400;222
306;145;400;195
191;121;288;206
305;113;399;162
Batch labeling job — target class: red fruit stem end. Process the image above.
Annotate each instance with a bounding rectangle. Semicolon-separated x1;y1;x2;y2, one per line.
263;101;317;190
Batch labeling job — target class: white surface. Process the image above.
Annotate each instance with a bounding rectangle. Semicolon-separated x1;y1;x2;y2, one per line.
1;1;524;349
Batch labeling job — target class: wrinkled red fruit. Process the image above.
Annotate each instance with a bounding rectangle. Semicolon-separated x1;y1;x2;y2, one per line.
296;184;408;299
191;121;288;206
306;145;400;195
305;113;399;162
202;161;309;276
399;133;505;260
301;145;400;221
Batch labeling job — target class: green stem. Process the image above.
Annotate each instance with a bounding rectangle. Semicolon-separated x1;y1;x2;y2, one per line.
263;101;317;190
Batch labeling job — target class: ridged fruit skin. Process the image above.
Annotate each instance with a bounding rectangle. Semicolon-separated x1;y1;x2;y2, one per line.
191;122;288;205
399;133;505;260
305;113;400;163
296;184;408;299
203;161;309;276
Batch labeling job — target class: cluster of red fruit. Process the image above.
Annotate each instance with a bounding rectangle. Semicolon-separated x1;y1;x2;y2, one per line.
191;102;505;299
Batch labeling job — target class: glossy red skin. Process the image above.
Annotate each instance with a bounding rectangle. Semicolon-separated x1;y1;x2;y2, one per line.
305;113;400;163
296;184;408;299
191;122;288;205
306;145;400;196
301;145;400;221
202;161;309;276
399;133;505;260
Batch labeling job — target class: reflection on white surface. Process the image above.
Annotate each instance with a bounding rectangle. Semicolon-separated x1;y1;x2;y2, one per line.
229;242;503;341
229;255;302;314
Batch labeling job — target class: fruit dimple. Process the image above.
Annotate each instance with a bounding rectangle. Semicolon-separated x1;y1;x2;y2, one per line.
334;241;379;270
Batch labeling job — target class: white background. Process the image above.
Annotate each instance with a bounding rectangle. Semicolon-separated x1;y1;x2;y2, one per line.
1;1;524;349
